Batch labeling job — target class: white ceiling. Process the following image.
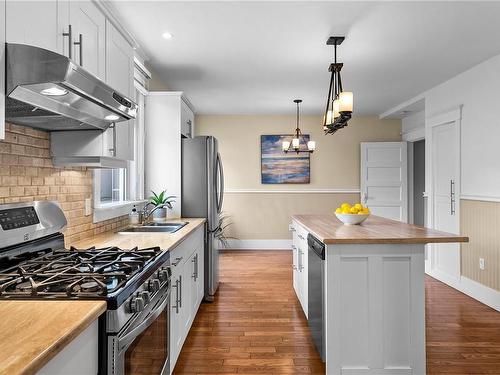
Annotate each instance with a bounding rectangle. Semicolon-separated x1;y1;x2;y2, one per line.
111;1;500;116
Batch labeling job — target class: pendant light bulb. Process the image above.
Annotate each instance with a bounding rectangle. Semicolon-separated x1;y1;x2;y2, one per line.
307;141;316;151
292;138;300;149
339;91;353;112
282;141;290;151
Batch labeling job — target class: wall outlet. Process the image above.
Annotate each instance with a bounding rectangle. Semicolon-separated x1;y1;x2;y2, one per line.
85;198;92;216
479;257;485;270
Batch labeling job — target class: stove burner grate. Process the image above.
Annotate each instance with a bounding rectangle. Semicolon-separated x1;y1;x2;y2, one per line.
0;245;162;298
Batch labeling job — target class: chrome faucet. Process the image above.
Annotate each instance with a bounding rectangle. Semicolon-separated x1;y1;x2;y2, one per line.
140;203;167;225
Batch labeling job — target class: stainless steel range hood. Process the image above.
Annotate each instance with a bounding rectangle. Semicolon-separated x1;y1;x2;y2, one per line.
5;44;137;131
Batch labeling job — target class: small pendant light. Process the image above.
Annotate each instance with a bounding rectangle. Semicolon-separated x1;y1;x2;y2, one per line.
323;36;353;135
282;99;316;154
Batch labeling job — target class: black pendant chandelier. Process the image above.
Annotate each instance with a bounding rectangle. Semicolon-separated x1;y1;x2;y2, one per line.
323;36;353;135
282;99;316;154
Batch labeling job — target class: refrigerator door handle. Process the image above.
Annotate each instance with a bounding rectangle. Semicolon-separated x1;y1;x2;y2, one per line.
216;152;224;213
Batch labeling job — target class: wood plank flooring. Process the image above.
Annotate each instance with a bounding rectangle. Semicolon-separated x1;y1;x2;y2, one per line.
173;251;500;375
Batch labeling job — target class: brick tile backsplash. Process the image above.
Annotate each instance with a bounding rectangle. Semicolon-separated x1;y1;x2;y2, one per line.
0;123;128;245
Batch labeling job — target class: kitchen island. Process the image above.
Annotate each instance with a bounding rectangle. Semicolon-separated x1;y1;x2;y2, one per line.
291;214;468;375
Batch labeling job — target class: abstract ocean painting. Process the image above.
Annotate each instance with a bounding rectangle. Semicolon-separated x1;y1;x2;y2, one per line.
261;135;310;184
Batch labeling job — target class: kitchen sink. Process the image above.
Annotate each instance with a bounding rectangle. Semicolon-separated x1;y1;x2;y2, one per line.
119;222;189;233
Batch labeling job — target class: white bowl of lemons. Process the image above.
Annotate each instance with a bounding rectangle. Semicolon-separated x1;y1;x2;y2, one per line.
335;203;370;225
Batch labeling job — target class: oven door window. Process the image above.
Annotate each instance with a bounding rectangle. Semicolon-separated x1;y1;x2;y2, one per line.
124;306;169;375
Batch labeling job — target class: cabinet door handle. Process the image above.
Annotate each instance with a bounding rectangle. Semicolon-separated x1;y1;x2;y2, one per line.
108;124;116;156
62;25;73;59
192;253;198;280
172;278;180;314
292;265;297;270
299;250;305;271
450;180;456;216
179;274;182;308
298;234;305;240
291;245;296;250
74;33;83;66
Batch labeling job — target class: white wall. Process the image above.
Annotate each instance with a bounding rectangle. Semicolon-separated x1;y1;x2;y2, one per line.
424;53;500;201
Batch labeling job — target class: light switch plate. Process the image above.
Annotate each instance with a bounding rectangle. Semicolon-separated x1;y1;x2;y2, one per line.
85;198;92;216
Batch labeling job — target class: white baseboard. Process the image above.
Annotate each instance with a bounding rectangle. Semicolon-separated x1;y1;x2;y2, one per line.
224;239;292;250
426;269;500;312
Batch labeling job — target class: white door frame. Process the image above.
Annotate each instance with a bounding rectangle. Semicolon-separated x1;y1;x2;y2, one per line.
404;127;426;225
425;107;462;274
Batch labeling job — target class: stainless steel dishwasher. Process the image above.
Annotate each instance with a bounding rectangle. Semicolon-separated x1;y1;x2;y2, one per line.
307;234;325;362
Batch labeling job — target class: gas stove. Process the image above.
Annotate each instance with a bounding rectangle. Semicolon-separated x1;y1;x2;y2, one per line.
0;201;172;375
0;243;168;307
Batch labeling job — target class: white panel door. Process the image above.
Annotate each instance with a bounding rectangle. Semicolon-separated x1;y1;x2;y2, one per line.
69;1;105;79
432;122;460;280
361;142;408;222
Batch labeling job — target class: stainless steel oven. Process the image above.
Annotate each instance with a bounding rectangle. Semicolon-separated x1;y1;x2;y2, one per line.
106;263;171;375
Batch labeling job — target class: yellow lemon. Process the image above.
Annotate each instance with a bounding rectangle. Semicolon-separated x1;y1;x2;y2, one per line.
335;208;342;214
354;203;363;210
341;203;351;210
341;208;351;214
350;206;359;214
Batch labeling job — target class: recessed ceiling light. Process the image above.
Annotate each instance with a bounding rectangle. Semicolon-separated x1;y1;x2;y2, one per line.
162;32;173;40
41;87;68;96
105;114;120;121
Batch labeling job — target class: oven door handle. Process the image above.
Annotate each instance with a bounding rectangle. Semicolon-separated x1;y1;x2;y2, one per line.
118;290;170;352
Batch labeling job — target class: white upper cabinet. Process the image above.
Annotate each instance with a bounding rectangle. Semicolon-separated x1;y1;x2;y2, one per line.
69;1;106;79
105;20;134;160
1;0;5;139
6;1;61;53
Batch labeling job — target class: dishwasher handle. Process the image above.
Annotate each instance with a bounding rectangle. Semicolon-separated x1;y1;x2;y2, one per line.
307;234;325;260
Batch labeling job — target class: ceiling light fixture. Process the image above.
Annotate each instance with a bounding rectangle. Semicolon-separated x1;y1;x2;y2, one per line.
323;36;353;135
282;99;316;154
40;87;68;96
162;32;173;40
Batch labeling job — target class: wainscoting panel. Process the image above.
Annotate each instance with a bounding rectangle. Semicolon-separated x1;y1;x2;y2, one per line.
461;199;500;291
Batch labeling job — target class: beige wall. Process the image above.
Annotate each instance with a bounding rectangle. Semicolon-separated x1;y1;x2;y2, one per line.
0;123;128;245
461;200;500;291
195;115;401;239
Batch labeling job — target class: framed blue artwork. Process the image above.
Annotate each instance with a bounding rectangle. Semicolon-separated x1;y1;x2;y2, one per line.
261;135;310;184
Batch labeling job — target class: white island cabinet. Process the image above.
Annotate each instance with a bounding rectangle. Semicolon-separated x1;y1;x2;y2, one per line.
290;220;308;318
291;214;468;375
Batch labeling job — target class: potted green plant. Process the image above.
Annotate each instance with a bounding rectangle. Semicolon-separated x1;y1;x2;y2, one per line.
213;213;238;248
149;190;176;221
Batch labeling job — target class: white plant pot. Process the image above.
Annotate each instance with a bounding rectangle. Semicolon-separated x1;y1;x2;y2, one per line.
152;207;167;222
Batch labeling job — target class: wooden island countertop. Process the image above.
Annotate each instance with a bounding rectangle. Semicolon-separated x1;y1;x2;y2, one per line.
0;300;106;375
68;218;206;250
292;214;469;245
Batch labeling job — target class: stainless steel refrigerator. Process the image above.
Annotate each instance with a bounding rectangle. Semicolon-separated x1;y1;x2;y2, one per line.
181;136;224;301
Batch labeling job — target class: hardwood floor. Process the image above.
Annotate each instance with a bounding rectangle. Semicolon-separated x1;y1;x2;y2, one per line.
173;251;500;375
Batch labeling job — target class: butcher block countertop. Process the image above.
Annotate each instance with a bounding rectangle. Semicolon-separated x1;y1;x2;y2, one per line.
68;218;206;250
0;300;106;375
292;214;469;245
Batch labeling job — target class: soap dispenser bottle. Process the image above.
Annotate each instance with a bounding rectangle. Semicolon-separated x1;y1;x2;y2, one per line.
129;205;140;225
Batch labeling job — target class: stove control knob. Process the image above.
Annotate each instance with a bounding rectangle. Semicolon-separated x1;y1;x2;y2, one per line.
158;269;169;282
130;296;145;313
148;278;161;293
141;290;151;304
